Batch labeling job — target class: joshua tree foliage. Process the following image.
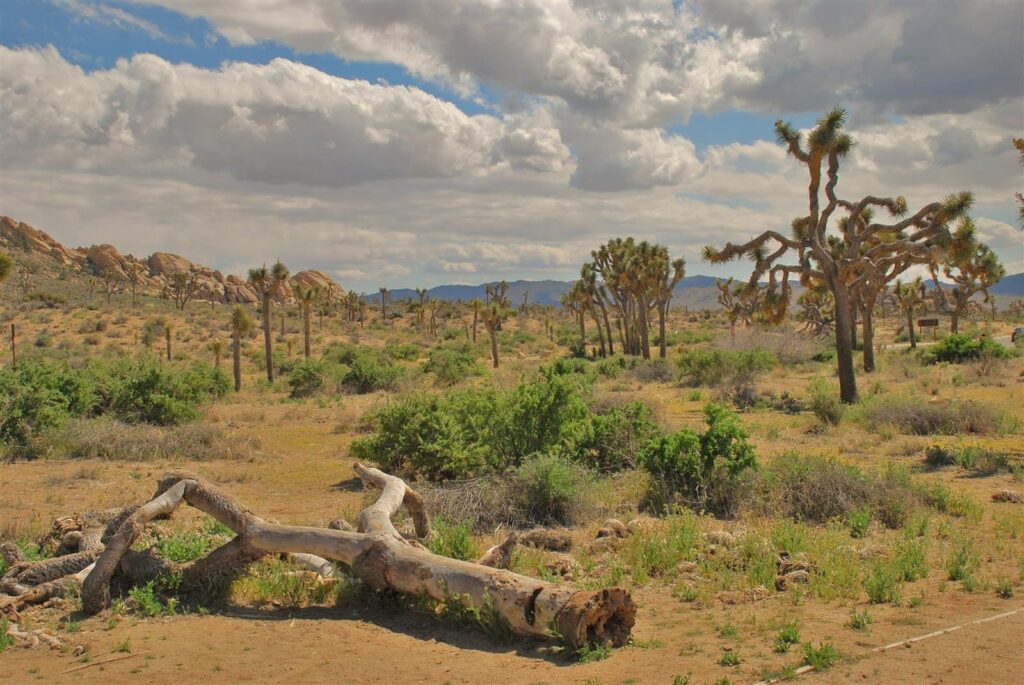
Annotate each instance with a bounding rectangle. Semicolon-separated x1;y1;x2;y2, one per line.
230;305;253;391
1014;137;1024;228
704;108;974;403
717;278;761;339
209;339;224;369
894;277;926;348
930;218;1005;334
295;283;319;358
379;287;390;322
480;302;505;368
796;283;835;339
249;261;289;382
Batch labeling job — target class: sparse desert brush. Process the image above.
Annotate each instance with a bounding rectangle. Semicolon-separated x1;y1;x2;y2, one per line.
744;452;919;529
858;395;1014;436
40;417;261;461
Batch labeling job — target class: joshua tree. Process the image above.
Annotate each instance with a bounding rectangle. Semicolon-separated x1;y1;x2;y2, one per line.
471;299;480;343
248;261;289;382
716;278;759;339
295;284;319;358
651;254;685;358
894;277;926;348
704;108;973;403
379;287;390;322
167;270;200;311
230;305;253;392
561;285;587;352
484;281;510;331
124;262;142;308
480;303;502;368
164;321;173;361
580;264;614;354
414;288;429;329
930;218;1005;334
209;339;225;369
100;268;122;305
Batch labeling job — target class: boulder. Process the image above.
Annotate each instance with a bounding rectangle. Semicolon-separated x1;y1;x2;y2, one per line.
148;252;193;278
85;244;126;278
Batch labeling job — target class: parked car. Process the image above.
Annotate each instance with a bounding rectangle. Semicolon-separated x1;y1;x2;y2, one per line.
1012;327;1024;343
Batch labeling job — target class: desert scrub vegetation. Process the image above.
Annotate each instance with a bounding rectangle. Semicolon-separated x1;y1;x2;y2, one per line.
638;403;756;514
351;370;662;480
676;347;776;407
421;343;484;386
39;417;262;461
857;394;1015;436
919;332;1014;365
0;354;229;457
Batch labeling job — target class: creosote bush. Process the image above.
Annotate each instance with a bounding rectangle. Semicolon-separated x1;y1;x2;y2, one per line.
1;355;229;457
858;395;1013;436
920;333;1012;365
352;371;660;480
638;403;756;513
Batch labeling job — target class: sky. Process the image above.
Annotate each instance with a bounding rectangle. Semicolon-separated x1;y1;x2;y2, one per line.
1;0;1021;292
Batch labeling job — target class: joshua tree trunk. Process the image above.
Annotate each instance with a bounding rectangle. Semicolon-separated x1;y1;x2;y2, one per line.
488;327;499;368
597;301;614;355
55;466;635;649
658;304;668;359
577;310;586;347
833;287;859;404
950;310;960;334
232;334;242;391
303;306;311;358
906;309;917;349
165;328;172;362
638;294;651;360
472;307;478;343
862;306;875;373
849;301;858;351
262;295;274;382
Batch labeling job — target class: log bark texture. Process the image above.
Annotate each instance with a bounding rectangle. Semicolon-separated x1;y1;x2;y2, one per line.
66;464;635;648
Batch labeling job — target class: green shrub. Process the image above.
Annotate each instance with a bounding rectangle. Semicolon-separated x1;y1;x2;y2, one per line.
352;371;654;481
101;356;229;425
287;358;329;398
676;348;776;387
581;400;662;472
342;354;401;393
423;345;483;386
638;403;756;511
773;624;801;653
864;561;902;604
0;358;96;450
802;641;840;671
921;333;1012;364
426;518;477;561
510;453;595;526
946;541;980;582
808;379;843;426
846;509;871;538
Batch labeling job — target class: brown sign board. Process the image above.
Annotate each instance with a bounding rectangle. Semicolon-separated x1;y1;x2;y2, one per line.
917;318;939;328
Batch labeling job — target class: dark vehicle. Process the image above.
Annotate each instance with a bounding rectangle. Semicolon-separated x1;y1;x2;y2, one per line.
1012;327;1024;343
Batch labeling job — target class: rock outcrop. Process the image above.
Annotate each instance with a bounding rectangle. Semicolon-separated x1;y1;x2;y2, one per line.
0;215;345;306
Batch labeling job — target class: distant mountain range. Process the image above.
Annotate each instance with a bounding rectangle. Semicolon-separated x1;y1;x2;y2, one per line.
367;275;758;310
369;270;1024;310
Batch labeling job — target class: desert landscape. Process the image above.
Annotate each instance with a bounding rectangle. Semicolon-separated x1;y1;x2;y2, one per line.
2;2;1023;684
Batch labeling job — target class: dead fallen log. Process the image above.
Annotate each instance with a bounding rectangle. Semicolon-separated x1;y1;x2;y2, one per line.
75;463;634;648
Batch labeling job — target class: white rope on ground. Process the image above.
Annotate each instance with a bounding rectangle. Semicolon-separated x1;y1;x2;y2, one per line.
750;605;1024;685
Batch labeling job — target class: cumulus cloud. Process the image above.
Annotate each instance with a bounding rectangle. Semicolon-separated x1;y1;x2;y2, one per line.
0;46;572;188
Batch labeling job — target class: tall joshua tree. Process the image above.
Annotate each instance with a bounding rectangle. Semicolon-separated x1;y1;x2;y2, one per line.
930;218;1005;333
249;261;289;382
651;253;685;359
481;303;502;368
704;108;973;403
230;305;253;392
379;287;389;322
295;284;319;358
894;277;925;348
124;262;141;308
